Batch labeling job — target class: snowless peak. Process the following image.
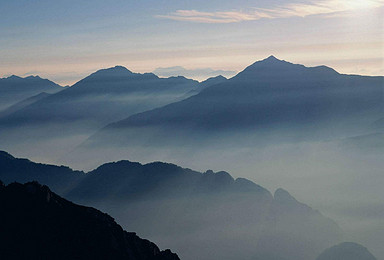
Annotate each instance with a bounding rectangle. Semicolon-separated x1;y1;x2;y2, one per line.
90;66;134;78
265;55;279;61
102;65;132;73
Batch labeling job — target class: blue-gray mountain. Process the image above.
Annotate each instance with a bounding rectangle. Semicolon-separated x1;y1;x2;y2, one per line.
88;56;383;148
0;67;222;161
0;151;342;260
0;92;51;118
0;67;201;130
0;75;63;111
0;181;179;260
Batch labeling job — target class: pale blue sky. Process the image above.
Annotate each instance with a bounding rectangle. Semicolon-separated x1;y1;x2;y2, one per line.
1;0;383;85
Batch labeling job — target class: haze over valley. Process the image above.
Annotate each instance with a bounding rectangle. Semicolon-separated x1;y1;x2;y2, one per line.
0;1;383;259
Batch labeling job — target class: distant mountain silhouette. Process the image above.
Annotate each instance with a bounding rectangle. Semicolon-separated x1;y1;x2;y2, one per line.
153;66;236;79
199;75;227;88
316;242;377;260
0;92;50;118
88;56;383;149
0;75;63;111
0;66;214;160
179;75;227;98
0;66;201;128
0;151;342;260
0;181;180;260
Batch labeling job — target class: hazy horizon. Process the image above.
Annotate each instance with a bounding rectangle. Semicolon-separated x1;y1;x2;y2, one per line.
1;0;383;85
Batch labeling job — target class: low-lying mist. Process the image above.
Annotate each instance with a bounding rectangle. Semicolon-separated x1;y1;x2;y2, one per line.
59;129;383;259
1;116;382;259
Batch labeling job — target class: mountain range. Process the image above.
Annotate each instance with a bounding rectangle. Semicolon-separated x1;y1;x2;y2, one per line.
0;56;382;259
0;67;200;129
2;56;382;166
0;75;63;111
0;67;225;162
0;179;377;260
0;150;343;260
88;56;383;148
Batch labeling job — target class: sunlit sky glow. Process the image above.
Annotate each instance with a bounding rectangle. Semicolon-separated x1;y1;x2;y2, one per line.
0;0;383;85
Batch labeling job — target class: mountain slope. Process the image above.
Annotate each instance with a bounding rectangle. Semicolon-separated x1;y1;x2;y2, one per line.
316;242;377;260
88;56;383;149
0;66;203;162
0;92;51;118
0;66;200;128
0;75;63;111
0;181;180;260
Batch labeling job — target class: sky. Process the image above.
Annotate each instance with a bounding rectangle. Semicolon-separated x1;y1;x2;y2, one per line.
0;0;383;85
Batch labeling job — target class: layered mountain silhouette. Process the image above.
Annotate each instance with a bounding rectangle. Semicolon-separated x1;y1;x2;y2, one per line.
0;181;179;260
0;66;201;129
183;75;228;97
0;92;51;118
0;151;83;194
316;242;377;260
0;66;225;161
0;151;342;260
0;75;63;111
87;56;383;149
153;66;235;79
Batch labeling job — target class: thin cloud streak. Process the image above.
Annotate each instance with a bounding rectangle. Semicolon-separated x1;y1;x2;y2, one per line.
157;0;384;23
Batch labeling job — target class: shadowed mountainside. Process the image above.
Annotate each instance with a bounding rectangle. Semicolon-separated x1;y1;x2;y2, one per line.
0;151;342;260
0;92;51;118
0;151;84;194
0;75;63;111
0;66;225;162
0;181;180;260
87;56;383;149
0;66;201;129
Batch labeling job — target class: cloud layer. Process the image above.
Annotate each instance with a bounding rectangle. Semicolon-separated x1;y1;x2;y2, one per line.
157;0;384;23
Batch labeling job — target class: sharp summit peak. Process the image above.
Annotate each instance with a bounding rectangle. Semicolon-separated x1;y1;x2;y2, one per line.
259;55;288;64
265;55;279;60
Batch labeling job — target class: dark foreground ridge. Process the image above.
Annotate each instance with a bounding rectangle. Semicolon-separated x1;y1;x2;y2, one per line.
0;180;180;260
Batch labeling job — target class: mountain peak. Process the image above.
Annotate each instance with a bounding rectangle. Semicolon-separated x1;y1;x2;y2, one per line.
100;65;132;74
265;55;279;61
84;66;134;81
93;65;132;75
258;55;289;65
241;56;293;72
234;55;341;81
112;65;130;71
5;75;22;80
25;75;42;80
